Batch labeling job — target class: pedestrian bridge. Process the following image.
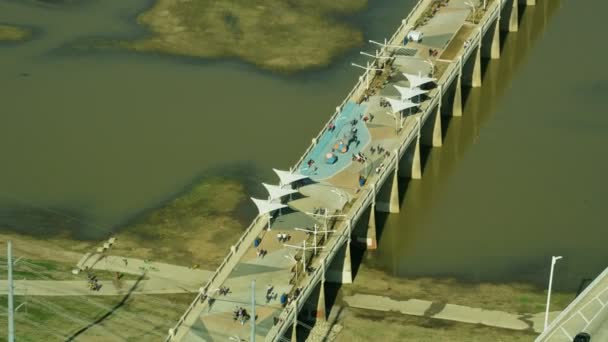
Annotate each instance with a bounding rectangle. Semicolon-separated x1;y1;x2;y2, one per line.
165;0;548;341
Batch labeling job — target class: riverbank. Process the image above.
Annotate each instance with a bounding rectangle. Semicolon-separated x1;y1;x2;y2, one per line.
1;177;248;270
344;266;576;315
129;0;366;72
322;265;577;341
0;24;29;41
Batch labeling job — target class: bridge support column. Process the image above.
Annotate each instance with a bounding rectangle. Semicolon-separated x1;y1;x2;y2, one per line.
452;71;463;117
501;0;519;32
376;169;400;213
366;203;378;249
398;138;421;179
519;0;535;5
342;239;353;284
422;103;442;147
482;19;501;59
464;46;482;87
316;262;326;321
291;311;298;342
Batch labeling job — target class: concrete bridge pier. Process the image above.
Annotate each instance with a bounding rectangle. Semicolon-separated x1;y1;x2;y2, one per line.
463;41;482;88
375;166;400;214
422;93;443;147
398;136;422;179
501;0;519;32
366;202;378;249
327;220;353;284
316;260;327;321
482;18;501;59
291;307;298;342
451;60;463;117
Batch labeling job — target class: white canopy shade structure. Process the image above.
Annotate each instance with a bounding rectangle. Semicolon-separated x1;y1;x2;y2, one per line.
272;169;308;186
393;85;428;100
250;197;287;216
402;73;437;88
262;183;298;201
385;97;418;113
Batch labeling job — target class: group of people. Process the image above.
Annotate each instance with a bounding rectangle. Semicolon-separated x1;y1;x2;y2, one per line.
313;207;327;215
352;152;367;163
370;145;391;158
255;248;268;258
276;232;291;243
379;98;391;108
219;286;230;296
87;273;101;291
233;307;251;325
266;284;276;303
279;286;304;308
428;48;439;57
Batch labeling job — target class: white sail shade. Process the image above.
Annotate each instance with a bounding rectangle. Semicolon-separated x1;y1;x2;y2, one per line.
250;197;287;216
385;97;418;113
393;85;428;100
402;73;437;88
273;169;308;186
262;183;298;201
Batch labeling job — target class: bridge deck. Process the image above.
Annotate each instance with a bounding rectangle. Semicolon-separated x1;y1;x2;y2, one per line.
169;0;510;341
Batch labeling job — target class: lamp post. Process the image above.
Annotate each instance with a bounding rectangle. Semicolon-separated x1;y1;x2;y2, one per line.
352;62;383;90
295;225;337;256
544;256;563;330
283;241;325;275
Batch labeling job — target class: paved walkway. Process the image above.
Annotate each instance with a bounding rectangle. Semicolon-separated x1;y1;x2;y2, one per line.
343;294;561;333
78;254;213;289
0;278;201;296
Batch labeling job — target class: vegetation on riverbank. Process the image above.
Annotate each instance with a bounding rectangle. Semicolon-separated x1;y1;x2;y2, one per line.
0;25;30;42
0;293;192;341
129;0;366;72
343;267;576;315
336;307;537;342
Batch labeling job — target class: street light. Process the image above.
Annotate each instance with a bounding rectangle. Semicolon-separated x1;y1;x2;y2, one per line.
544;255;563;330
352;62;383;90
295;225;337;256
283;241;325;275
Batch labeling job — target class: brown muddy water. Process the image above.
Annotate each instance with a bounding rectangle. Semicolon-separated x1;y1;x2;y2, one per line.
369;0;608;291
1;0;606;291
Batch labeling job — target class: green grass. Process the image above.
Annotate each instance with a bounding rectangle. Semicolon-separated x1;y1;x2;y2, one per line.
129;0;367;72
0;25;29;41
0;294;192;341
337;307;538;342
0;257;142;281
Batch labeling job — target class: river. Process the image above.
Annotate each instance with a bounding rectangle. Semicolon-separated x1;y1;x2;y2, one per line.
1;0;605;291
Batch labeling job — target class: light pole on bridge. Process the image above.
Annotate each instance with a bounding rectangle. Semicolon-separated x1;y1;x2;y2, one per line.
544;255;563;331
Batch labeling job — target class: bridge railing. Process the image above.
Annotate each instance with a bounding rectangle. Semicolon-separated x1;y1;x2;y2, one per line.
165;215;264;341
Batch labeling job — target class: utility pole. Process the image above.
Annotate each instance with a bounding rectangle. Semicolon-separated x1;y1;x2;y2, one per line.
8;240;15;342
251;280;256;342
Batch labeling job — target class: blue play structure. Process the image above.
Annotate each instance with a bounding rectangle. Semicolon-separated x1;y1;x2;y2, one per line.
299;101;370;181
